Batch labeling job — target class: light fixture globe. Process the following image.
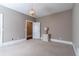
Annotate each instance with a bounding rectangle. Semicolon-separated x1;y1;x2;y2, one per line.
29;8;36;17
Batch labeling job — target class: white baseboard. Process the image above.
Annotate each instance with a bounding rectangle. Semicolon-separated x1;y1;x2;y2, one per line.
72;44;79;56
3;39;26;46
51;39;73;45
50;39;77;55
73;45;77;56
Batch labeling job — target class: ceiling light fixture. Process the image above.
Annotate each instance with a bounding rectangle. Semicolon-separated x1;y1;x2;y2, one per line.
28;4;37;18
29;8;36;17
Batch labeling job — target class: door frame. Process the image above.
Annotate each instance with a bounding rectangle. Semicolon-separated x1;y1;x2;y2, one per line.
0;13;3;46
25;20;33;40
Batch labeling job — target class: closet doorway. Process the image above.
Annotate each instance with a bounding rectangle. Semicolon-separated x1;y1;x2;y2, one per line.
25;20;33;40
25;20;40;40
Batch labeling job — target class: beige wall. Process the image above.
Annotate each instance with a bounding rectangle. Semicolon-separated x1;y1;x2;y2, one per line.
37;10;72;42
0;5;35;42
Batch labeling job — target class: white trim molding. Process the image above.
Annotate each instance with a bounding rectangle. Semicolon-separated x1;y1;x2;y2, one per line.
3;39;26;46
51;39;73;45
73;44;79;56
0;13;3;47
73;45;77;56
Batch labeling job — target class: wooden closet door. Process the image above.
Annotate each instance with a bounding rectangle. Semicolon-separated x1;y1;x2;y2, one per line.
25;20;33;40
27;21;32;39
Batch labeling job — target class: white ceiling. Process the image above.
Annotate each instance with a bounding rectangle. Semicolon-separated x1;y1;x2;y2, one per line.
1;3;73;18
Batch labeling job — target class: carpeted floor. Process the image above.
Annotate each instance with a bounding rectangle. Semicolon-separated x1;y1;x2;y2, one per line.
0;39;75;56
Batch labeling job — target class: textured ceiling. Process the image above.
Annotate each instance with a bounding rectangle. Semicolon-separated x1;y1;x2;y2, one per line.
1;3;73;18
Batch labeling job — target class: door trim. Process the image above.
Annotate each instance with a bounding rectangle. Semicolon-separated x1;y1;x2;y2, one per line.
0;13;3;46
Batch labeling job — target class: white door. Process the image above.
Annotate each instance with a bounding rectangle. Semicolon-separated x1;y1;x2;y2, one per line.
0;13;3;46
33;22;40;39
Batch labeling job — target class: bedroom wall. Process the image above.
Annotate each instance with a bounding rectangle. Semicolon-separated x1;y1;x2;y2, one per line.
37;10;72;42
72;3;79;55
0;5;35;42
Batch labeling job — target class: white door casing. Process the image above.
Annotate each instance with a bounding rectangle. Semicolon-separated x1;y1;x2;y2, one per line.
0;13;3;46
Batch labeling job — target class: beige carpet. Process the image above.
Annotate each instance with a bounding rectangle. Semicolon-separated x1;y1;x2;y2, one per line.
0;39;75;56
